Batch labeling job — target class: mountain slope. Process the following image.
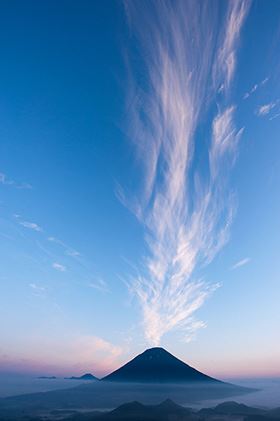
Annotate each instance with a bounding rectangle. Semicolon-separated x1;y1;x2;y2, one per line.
102;347;221;384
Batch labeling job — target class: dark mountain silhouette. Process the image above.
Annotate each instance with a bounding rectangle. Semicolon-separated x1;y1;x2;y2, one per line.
66;399;198;420
198;401;266;417
1;400;280;421
102;347;222;384
64;373;98;381
60;400;280;421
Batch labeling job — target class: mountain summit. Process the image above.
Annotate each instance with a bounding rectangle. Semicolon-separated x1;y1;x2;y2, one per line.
102;347;221;384
64;373;98;381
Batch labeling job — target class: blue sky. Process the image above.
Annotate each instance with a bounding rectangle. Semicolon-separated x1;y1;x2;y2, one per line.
0;0;280;378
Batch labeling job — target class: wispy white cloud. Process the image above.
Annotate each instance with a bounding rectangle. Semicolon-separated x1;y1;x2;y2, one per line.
29;283;46;297
231;257;251;270
65;249;80;257
123;0;250;345
243;77;269;99
183;319;207;343
261;77;269;86
52;262;66;272
19;221;42;232
243;84;258;100
213;0;251;93
0;172;32;189
256;101;278;116
29;283;46;291
210;106;243;179
89;278;110;293
269;112;280;121
48;236;81;258
14;214;42;232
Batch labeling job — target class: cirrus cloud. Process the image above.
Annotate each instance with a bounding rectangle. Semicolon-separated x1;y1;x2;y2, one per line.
231;257;251;270
52;262;66;272
256;101;278;116
122;0;250;345
19;221;43;232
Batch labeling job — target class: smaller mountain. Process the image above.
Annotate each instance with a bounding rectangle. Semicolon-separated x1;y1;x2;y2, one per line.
64;373;98;381
66;399;197;421
37;376;56;379
198;401;266;417
157;398;188;411
269;407;280;418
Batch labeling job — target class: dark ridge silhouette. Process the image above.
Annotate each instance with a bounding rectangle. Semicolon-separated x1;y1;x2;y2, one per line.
198;401;266;417
64;373;98;381
37;376;56;379
67;399;195;420
102;347;221;384
55;400;280;421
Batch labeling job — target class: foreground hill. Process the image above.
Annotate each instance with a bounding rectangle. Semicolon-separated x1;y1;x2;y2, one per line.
102;347;221;384
67;399;198;420
2;400;279;420
66;400;280;421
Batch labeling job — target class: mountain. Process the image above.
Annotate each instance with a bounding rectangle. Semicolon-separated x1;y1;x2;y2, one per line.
1;400;278;421
198;401;266;417
65;401;280;421
64;373;98;381
102;347;222;384
66;399;197;421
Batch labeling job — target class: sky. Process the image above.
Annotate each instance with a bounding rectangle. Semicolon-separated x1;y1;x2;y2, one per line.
0;0;280;379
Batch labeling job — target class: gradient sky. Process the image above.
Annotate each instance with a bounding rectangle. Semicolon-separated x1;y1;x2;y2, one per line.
0;0;280;379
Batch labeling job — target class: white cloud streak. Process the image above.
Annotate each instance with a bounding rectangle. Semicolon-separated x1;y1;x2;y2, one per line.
19;221;43;232
243;77;269;99
269;112;280;121
231;257;251;270
29;283;46;291
48;236;81;259
123;0;250;345
89;278;110;293
256;101;279;116
213;0;250;93
29;283;46;297
0;172;32;189
52;262;66;272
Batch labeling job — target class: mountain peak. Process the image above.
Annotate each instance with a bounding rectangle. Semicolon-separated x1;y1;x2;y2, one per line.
102;347;221;384
145;346;166;351
65;373;98;381
143;346;169;354
140;347;171;357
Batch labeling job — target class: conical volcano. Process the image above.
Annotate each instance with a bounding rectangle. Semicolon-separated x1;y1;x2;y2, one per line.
102;347;221;384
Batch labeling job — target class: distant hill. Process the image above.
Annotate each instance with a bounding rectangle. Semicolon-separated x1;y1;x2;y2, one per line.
62;400;280;421
64;373;98;381
66;399;198;420
198;401;266;417
102;347;222;384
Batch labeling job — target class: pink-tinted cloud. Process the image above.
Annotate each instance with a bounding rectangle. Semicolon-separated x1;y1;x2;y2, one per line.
0;335;125;377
